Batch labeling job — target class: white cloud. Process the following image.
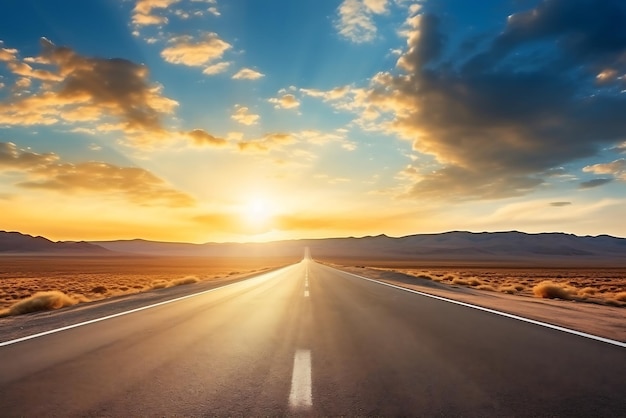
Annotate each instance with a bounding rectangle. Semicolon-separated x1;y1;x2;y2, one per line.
232;68;265;80
335;0;389;43
300;86;350;101
202;61;231;75
364;0;389;14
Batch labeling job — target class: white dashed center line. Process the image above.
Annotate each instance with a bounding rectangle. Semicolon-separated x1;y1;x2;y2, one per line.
304;269;309;297
289;349;312;409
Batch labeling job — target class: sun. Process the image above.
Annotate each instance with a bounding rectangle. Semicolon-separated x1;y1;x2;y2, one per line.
243;197;274;226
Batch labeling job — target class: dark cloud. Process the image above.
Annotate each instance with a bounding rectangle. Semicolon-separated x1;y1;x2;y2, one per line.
398;13;445;72
362;0;626;200
496;0;626;64
578;178;613;189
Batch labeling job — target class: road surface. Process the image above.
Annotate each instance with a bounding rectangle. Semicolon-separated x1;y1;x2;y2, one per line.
1;255;624;416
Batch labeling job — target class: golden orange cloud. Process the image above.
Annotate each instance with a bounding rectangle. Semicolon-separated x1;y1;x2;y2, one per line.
268;93;300;109
0;39;238;148
231;105;260;126
133;0;181;27
186;129;228;147
0;38;179;135
0;142;194;207
238;133;295;152
583;159;626;181
161;33;231;67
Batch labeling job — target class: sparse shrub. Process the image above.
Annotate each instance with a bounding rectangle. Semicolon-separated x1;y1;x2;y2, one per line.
0;291;76;317
532;281;576;300
476;284;496;291
171;276;198;286
614;292;626;302
91;286;108;294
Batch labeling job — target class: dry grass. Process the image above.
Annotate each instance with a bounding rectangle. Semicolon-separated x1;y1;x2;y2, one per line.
451;277;483;287
0;256;297;316
151;280;169;290
499;285;521;294
171;276;199;286
151;276;199;289
0;291;76;317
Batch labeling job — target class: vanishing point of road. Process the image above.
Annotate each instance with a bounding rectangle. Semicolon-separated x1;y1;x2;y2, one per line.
1;251;624;416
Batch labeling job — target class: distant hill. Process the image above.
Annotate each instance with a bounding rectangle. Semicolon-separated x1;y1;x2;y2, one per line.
3;229;625;264
91;231;626;265
0;231;110;255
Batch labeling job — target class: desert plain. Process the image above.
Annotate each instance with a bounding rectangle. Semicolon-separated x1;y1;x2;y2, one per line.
0;255;624;343
0;256;297;317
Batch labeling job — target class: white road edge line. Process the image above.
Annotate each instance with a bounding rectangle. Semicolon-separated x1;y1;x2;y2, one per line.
289;349;312;409
333;267;626;349
0;264;297;348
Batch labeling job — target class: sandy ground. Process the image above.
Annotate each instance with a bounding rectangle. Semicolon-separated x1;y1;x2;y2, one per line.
325;263;626;343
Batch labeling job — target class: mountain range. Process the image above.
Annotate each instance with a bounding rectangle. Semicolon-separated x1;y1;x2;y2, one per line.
2;230;626;265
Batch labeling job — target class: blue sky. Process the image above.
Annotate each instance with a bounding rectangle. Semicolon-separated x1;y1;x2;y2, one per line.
1;0;625;242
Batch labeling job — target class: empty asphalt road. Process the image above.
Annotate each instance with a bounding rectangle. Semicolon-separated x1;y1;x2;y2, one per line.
1;255;624;416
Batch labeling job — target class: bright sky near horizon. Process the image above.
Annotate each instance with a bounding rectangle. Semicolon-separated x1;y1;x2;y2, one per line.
1;0;625;243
